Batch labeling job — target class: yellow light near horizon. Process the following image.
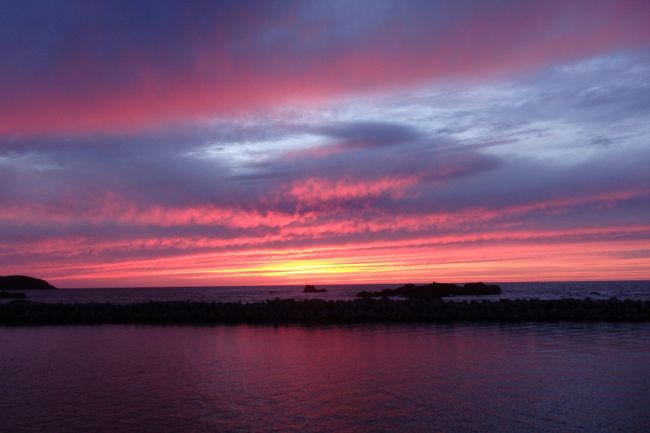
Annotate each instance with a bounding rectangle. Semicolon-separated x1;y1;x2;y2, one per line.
202;258;385;280
256;259;365;277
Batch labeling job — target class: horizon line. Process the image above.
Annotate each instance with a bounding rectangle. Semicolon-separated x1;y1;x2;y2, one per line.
53;278;650;290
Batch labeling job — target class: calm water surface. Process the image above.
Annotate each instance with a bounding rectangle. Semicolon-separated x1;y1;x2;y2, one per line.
1;323;649;433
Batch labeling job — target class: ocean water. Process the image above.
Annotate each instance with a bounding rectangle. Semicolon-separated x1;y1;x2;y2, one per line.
10;280;650;304
1;323;649;433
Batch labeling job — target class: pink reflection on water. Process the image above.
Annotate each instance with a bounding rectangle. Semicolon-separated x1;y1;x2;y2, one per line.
1;324;649;432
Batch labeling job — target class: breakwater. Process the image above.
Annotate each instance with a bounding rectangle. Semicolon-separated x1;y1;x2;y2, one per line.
2;298;650;325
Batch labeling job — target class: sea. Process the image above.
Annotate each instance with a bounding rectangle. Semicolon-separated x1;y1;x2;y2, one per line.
2;281;650;433
1;323;649;433
8;280;650;303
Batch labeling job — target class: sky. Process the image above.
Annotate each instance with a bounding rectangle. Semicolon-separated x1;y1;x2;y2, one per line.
1;0;649;288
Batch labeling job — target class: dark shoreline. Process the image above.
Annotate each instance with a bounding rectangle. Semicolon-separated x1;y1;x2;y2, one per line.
1;298;650;325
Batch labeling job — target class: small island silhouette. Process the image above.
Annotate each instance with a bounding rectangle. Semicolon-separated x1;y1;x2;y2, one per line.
303;284;327;293
0;275;56;290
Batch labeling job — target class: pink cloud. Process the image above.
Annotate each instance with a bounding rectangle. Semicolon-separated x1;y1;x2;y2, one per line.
2;1;649;136
286;176;419;205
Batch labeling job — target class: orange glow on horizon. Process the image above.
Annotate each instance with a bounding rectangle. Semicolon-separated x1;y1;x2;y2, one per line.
22;234;649;288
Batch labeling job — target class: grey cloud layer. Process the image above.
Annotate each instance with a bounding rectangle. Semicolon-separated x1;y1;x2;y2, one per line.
1;51;649;246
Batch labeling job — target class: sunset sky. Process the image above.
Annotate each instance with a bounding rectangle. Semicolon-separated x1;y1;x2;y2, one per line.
1;0;649;287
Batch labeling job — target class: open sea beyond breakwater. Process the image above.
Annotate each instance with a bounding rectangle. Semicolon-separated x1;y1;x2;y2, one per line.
6;280;650;304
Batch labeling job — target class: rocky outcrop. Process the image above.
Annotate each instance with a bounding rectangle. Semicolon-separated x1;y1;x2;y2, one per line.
303;285;327;293
357;281;501;299
0;275;56;290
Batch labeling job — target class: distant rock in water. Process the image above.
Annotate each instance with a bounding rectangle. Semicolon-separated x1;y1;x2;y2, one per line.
0;291;28;299
303;285;327;293
357;281;501;299
0;275;56;290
